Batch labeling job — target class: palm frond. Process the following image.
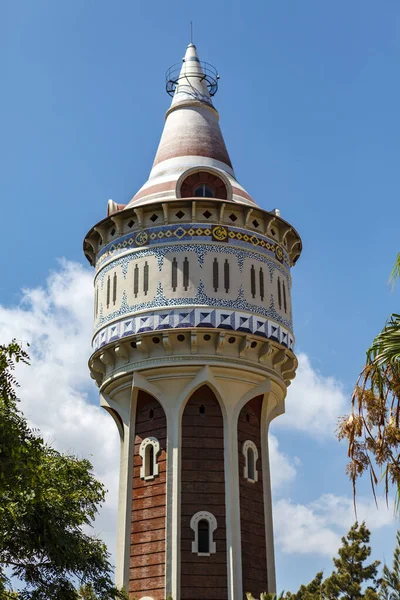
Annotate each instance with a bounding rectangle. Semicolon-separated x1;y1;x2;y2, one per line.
389;253;400;288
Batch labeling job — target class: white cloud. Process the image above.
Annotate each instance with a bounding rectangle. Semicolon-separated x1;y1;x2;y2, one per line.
276;352;348;439
274;494;394;557
0;260;119;557
2;260;391;571
274;498;341;556
269;434;298;490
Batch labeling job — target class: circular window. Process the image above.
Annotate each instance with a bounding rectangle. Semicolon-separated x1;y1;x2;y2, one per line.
194;184;214;198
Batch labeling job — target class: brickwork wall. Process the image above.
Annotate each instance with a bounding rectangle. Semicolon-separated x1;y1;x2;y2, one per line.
130;391;167;599
180;386;228;600
238;396;268;596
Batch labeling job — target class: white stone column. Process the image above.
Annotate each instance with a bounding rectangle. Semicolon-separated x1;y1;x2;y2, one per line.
223;405;243;600
100;382;136;591
261;393;285;594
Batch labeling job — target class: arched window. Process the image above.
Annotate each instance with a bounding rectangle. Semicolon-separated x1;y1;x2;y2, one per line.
139;437;160;481
190;511;217;555
180;170;228;200
242;440;259;483
194;184;214;198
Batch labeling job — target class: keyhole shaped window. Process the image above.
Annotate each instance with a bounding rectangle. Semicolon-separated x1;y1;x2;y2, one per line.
198;520;210;553
194;184;214;198
139;437;160;481
190;511;217;556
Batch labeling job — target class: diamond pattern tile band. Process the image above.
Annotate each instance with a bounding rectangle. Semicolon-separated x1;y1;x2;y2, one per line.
92;308;294;351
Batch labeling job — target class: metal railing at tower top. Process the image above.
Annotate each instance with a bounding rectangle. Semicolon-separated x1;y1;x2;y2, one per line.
165;61;219;97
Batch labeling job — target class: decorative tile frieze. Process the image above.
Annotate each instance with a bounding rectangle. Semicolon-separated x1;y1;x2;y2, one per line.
95;243;290;284
92;308;294;352
95;223;290;269
94;279;293;331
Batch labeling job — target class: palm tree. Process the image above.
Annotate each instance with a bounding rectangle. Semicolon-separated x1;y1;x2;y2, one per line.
338;253;400;507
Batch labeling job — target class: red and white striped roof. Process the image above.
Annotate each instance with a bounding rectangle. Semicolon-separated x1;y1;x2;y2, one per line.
125;43;257;209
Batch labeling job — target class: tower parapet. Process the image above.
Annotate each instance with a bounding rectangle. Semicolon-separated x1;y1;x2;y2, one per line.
84;42;301;600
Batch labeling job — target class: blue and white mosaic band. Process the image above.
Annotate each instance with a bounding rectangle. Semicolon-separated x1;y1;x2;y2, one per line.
96;223;290;269
92;308;294;352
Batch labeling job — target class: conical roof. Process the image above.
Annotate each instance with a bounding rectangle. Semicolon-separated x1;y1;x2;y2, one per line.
126;43;256;209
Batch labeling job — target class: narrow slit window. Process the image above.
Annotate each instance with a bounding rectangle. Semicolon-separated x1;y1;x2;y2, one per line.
224;259;230;293
106;276;111;309
277;277;282;310
183;257;189;291
213;258;219;292
250;265;256;298
95;286;99;318
145;444;154;478
259;268;264;301
283;282;287;313
113;272;117;305
172;258;178;292
247;448;255;481
134;264;139;298
143;261;149;296
198;520;210;553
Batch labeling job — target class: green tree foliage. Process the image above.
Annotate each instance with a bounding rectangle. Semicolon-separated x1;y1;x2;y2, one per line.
338;253;400;506
323;522;380;600
287;572;324;600
381;530;400;600
0;341;125;599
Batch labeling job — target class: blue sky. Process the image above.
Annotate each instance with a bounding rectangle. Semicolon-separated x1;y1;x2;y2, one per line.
2;0;400;593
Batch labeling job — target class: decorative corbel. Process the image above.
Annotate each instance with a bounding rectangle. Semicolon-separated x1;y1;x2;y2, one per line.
190;331;197;354
115;343;129;361
162;333;172;355
134;207;144;227
244;208;253;227
239;335;251;358
281;226;293;245
99;350;114;368
94;224;107;245
216;332;226;355
259;341;273;363
162;203;169;225
272;349;286;368
219;202;226;222
135;336;149;357
281;356;296;379
191;200;197;221
111;214;124;236
264;215;277;237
